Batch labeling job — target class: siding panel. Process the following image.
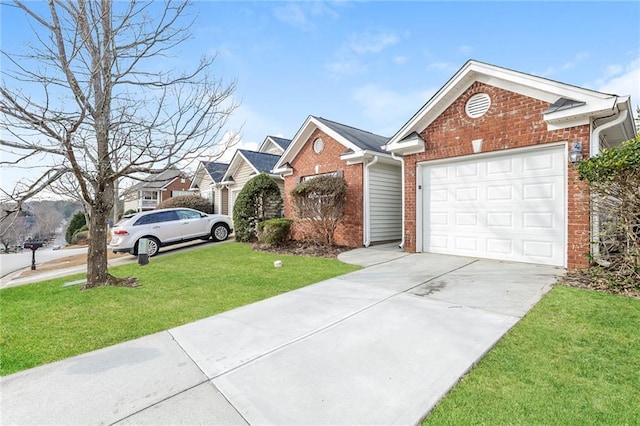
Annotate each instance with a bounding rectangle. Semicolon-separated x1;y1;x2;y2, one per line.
369;163;402;242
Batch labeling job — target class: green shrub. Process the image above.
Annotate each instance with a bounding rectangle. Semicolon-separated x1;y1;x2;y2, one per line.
65;211;86;244
257;218;292;246
157;195;212;213
233;173;283;242
71;230;90;245
123;209;137;216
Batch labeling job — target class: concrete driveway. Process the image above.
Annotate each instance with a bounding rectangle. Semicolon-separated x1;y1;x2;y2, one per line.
1;245;563;425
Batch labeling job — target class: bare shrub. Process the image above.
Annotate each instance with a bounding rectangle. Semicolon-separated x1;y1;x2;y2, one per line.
571;136;640;295
290;175;347;246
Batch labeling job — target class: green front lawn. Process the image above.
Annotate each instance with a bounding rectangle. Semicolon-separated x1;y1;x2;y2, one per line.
0;242;360;376
424;286;640;425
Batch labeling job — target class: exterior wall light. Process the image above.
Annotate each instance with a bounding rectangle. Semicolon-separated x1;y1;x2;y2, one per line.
569;141;583;164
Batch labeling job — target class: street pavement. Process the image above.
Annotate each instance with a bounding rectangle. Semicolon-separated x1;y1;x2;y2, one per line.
0;246;88;278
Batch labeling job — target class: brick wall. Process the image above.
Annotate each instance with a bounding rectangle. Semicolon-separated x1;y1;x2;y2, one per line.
162;176;193;203
284;128;364;247
402;82;591;270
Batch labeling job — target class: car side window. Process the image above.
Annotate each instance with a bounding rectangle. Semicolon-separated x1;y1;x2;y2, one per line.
155;211;180;223
177;209;202;220
134;215;154;226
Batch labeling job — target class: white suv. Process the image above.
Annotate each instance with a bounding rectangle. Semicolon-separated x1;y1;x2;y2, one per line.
109;208;233;257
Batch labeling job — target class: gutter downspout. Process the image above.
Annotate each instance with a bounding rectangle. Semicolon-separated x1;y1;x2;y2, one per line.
363;155;379;247
590;106;628;157
391;152;405;249
589;106;628;260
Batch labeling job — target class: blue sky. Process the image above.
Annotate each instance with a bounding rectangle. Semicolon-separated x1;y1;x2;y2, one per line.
1;1;639;195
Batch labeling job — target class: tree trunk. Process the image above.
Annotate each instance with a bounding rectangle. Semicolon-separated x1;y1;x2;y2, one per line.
85;183;114;288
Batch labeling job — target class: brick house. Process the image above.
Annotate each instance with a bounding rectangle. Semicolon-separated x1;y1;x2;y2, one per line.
385;60;636;269
273;116;402;247
122;168;192;213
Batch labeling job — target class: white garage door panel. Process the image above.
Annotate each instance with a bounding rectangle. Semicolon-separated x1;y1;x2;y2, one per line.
422;147;566;266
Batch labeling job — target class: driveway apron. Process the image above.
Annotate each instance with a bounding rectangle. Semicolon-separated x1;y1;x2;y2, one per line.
1;245;563;425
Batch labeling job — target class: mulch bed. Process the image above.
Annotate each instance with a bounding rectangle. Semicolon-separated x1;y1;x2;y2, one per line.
560;263;640;299
251;241;352;258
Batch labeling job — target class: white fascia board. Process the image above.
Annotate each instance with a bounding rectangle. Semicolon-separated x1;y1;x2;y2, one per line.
257;136;274;153
385;133;426;155
340;150;397;165
274;115;362;170
188;168;203;190
266;173;284;181
272;166;293;176
221;151;258;182
273;116;315;171
220;157;237;182
258;136;285;154
544;98;618;130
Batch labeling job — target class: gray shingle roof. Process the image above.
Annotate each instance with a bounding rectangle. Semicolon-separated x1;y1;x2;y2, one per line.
203;161;228;182
239;150;281;174
315;117;389;152
129;168;184;191
544;97;586;114
269;136;292;151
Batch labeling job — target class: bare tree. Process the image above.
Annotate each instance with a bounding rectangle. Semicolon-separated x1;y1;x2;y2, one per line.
28;201;64;241
0;204;20;252
1;1;237;287
0;205;34;251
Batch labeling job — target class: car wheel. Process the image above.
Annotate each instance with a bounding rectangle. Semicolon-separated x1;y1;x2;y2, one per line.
146;237;160;257
211;223;229;242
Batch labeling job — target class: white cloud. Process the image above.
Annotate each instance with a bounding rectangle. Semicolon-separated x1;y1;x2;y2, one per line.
594;57;640;107
541;52;590;76
326;30;400;78
326;59;366;76
427;61;452;70
392;55;408;65
352;84;436;135
458;45;473;55
273;3;308;28
347;32;398;54
273;2;339;29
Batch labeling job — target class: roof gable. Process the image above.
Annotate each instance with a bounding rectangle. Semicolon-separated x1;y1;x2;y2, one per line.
258;135;292;155
266;136;292;151
222;149;282;181
386;59;631;152
129;168;184;191
274;116;390;173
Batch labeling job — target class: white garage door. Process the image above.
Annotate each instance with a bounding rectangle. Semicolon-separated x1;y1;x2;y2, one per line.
421;146;566;266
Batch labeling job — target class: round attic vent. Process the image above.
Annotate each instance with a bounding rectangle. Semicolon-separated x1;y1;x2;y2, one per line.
313;137;324;154
465;93;491;118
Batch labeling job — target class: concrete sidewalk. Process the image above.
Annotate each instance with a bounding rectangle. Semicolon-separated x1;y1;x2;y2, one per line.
1;244;564;425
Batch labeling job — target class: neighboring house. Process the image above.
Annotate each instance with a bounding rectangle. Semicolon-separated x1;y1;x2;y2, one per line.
273;116;402;247
220;136;291;215
122;168;192;213
189;161;228;214
384;60;636;270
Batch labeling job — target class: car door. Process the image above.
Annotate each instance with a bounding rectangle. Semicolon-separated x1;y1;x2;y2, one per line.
176;209;210;240
149;210;182;243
